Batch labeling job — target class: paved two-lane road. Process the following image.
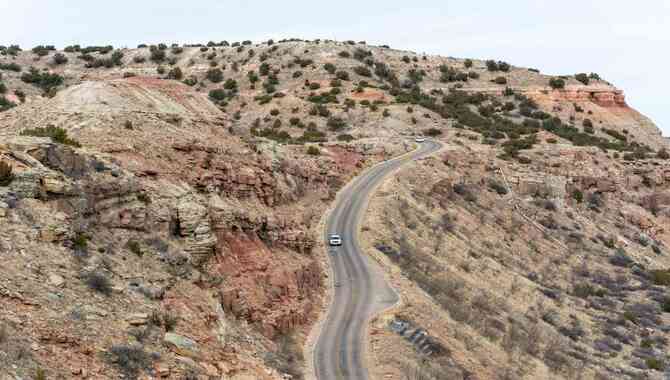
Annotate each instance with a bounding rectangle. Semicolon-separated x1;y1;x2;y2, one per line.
314;140;442;380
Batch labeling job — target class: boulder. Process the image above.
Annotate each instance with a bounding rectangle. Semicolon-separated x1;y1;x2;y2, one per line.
163;332;199;358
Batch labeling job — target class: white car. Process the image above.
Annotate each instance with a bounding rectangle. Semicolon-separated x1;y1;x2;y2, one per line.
415;137;426;143
328;234;342;246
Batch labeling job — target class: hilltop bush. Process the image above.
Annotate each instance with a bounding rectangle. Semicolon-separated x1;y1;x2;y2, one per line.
149;47;166;62
575;73;589;85
32;45;55;57
486;60;509;72
549;78;565;89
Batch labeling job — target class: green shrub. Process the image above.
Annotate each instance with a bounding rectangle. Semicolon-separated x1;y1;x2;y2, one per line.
166;67;183;80
353;66;372;77
549;78;565;89
661;297;670;313
493;76;507;85
149;47;166;62
424;128;442;137
85;271;112;295
205;68;223;83
20;126;80;147
0;161;14;186
337;134;354;142
338;51;351;58
498;62;510;72
645;358;665;371
223;78;238;91
488;179;508;195
657;148;670;159
306;146;320;155
324;63;337;74
108;344;150;378
209;89;227;102
575;73;589;85
32;45;54;57
650;269;670;286
327;117;347;131
0;62;22;72
308;82;321;90
464;59;473;68
21;67;64;92
259;62;271;76
52;53;68;65
572;189;583;203
335;70;350;81
0;95;15;112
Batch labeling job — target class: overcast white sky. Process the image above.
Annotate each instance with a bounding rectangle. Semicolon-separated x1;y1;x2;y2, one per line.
1;1;668;134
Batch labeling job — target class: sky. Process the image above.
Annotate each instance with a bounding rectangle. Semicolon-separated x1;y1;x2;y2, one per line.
1;1;669;134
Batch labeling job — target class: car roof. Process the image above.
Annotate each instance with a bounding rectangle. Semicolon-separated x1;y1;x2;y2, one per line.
329;234;341;237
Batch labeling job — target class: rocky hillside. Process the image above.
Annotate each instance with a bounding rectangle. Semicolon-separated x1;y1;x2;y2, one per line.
0;39;667;379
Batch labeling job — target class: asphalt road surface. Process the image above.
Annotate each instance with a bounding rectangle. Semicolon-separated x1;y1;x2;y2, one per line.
314;140;442;380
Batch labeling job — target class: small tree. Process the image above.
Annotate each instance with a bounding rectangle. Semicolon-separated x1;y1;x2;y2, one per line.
575;73;589;85
149;48;166;62
52;53;68;65
464;58;473;68
494;76;507;85
335;70;350;81
323;63;336;74
353;66;372;77
306;146;320;156
549;78;565;89
206;68;223;83
166;67;183;80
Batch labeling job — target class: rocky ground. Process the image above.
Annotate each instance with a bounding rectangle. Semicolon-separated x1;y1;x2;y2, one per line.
0;39;667;379
362;127;670;379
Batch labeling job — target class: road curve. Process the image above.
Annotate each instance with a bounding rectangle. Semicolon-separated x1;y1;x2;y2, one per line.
314;140;442;380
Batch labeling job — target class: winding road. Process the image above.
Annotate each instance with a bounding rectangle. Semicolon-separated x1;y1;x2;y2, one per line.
314;140;442;380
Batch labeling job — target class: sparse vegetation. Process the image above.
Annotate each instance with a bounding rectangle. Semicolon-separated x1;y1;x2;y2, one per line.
20;126;81;147
84;271;112;295
21;67;64;92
